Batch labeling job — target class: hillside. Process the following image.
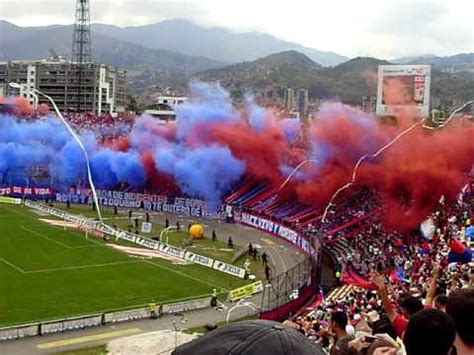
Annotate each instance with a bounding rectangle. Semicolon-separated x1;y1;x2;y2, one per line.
195;54;387;104
394;53;474;76
196;53;474;106
195;51;322;96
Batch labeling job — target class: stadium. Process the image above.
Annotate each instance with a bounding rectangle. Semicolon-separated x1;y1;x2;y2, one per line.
0;1;473;355
1;74;473;353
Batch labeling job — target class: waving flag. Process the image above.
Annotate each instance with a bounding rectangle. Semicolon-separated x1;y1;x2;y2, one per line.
390;267;410;283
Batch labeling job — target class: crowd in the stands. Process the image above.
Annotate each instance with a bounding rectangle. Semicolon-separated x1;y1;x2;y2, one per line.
64;112;134;141
282;191;473;355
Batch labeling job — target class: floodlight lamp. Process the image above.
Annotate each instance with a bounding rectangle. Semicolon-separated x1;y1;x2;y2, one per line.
9;82;22;89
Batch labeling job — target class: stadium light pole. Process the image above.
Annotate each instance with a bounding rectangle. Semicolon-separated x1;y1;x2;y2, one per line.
9;82;39;109
9;82;103;221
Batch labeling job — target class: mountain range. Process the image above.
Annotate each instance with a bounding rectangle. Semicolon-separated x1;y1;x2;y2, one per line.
394;53;474;76
0;19;347;68
0;20;224;77
90;19;348;66
1;19;472;106
195;51;474;106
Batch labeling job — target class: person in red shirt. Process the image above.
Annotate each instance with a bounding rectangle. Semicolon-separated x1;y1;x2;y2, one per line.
371;268;439;338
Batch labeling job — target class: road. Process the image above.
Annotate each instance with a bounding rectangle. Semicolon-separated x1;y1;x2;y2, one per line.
0;296;261;355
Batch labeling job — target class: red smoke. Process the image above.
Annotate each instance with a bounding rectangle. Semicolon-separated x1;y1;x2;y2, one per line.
141;151;178;191
0;96;49;116
211;121;306;182
359;124;474;229
292;109;473;230
130;95;472;231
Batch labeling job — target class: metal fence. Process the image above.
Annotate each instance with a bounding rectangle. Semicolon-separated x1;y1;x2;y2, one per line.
0;297;211;342
260;257;315;313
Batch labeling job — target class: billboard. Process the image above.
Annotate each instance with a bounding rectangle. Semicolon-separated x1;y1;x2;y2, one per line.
376;65;431;117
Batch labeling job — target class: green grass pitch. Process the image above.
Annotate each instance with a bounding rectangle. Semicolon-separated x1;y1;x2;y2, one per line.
0;202;244;327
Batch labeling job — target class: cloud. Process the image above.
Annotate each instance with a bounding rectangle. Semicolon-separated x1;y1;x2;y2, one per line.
0;0;472;58
365;1;446;36
0;0;205;26
355;1;472;58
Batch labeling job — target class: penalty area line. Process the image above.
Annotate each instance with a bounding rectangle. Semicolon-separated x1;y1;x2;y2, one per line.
0;257;25;273
20;225;72;250
143;260;229;292
24;260;141;274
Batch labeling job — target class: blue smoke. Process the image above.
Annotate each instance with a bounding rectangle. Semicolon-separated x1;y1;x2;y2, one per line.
280;119;300;143
91;149;146;188
0;81;301;205
155;145;245;205
175;81;239;140
245;94;267;132
0;114;146;189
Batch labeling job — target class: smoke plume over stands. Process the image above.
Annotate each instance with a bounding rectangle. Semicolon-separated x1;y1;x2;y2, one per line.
0;82;472;230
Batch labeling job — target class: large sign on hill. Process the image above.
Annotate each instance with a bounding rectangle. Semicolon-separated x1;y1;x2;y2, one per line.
376;65;431;117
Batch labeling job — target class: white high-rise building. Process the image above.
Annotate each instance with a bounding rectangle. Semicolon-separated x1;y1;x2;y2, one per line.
0;59;127;114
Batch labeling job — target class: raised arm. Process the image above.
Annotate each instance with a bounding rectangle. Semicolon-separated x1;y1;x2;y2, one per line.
371;272;398;322
425;262;440;307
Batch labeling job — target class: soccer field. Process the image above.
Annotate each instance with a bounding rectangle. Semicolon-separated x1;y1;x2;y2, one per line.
0;202;240;327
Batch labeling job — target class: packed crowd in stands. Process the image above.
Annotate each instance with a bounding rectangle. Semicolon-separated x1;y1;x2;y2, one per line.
64;112;135;141
279;189;473;355
3;107;473;354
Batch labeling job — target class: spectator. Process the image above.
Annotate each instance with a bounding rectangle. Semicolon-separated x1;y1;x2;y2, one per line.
348;334;399;355
329;311;354;355
433;294;448;312
446;288;474;355
404;309;455;355
372;272;423;338
265;264;271;281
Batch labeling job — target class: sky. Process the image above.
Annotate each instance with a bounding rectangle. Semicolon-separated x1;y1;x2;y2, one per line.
0;0;473;59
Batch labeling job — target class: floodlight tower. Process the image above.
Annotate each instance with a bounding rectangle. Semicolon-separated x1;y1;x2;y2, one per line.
71;0;92;112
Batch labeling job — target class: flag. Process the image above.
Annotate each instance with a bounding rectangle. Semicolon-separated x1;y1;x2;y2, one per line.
390;267;410;283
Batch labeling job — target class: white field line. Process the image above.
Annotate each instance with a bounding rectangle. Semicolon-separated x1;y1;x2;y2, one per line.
0;258;142;274
21;223;105;249
20;225;72;249
24;260;141;274
0;257;25;273
144;260;229;292
5;205;231;288
44;224;106;248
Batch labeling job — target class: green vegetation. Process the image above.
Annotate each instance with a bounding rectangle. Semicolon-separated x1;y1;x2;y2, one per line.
196;53;474;107
0;203;254;326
